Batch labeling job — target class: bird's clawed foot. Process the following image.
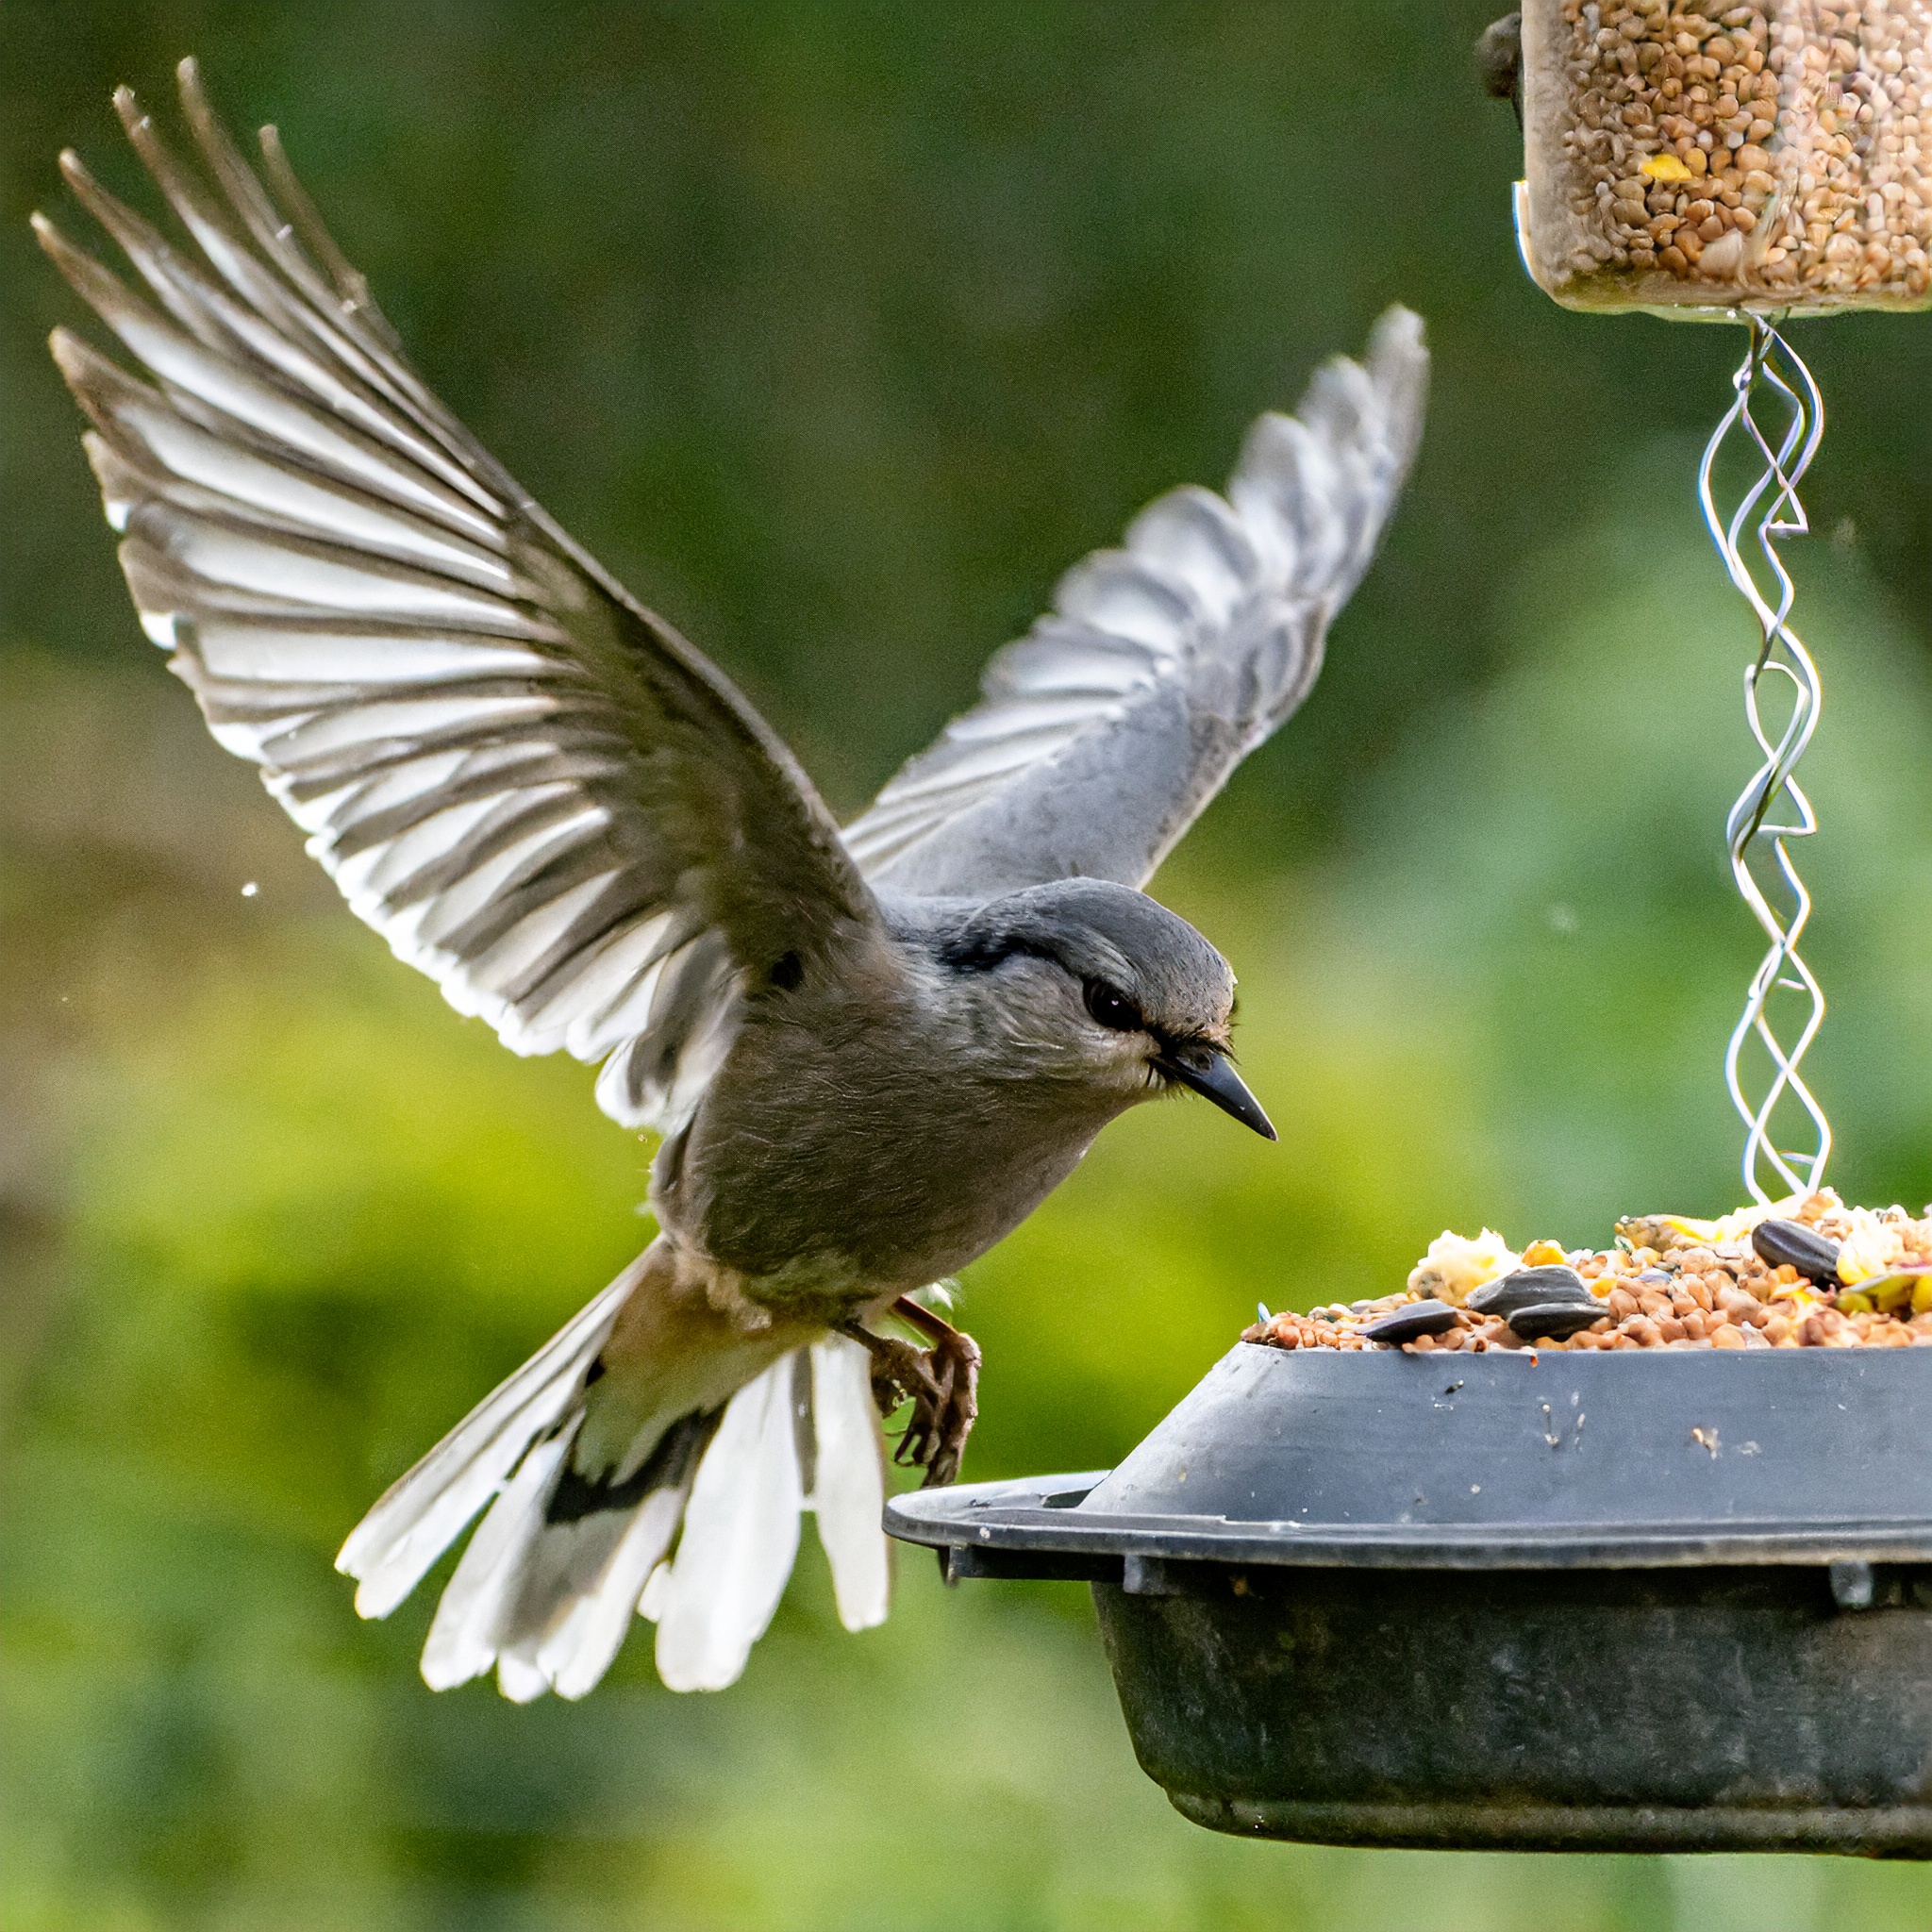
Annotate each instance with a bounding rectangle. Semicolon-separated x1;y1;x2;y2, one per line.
841;1295;980;1489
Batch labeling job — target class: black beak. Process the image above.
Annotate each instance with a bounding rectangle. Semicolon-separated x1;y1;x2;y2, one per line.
1154;1043;1277;1141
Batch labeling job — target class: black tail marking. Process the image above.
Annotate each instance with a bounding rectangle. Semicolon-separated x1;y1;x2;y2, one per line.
545;1407;721;1525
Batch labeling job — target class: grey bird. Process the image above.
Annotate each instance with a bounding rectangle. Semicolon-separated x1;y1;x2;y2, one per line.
1475;12;1525;127
37;63;1428;1699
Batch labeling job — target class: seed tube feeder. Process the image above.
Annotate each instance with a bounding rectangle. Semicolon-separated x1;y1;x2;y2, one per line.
1514;0;1931;1199
889;2;1932;1857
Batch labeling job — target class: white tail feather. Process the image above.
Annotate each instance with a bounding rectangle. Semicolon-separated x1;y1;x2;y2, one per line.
495;1648;550;1704
488;1441;702;1702
419;1419;581;1690
335;1258;902;1700
654;1361;804;1691
542;1488;689;1698
806;1337;891;1632
336;1267;632;1616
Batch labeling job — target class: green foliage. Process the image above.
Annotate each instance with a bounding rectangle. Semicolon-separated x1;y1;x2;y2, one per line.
2;5;1928;1928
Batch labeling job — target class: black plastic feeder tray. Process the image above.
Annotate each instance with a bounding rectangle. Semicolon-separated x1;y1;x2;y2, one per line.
886;1343;1932;1856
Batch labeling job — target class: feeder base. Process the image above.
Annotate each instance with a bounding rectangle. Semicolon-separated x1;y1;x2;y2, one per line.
1168;1794;1932;1858
1093;1567;1932;1860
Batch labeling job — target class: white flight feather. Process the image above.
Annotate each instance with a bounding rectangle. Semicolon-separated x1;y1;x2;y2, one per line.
43;73;869;1146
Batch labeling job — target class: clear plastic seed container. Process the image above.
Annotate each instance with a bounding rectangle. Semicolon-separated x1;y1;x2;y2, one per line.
1517;0;1932;315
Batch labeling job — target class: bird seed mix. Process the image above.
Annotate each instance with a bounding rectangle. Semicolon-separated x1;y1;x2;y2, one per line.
1242;1191;1932;1353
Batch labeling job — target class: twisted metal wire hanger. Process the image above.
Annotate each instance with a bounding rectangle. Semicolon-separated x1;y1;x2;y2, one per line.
1697;315;1829;1207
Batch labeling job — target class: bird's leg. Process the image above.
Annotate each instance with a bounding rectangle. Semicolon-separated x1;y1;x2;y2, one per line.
890;1295;981;1489
840;1296;981;1490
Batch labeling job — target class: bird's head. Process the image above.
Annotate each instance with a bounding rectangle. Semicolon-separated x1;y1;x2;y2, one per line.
936;878;1274;1138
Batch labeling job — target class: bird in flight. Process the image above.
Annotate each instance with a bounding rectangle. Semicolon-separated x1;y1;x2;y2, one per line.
38;61;1426;1702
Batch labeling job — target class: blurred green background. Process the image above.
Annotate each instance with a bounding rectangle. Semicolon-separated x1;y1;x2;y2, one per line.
2;4;1928;1928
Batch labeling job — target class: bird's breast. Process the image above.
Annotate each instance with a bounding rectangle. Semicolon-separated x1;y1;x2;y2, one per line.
660;991;1120;1309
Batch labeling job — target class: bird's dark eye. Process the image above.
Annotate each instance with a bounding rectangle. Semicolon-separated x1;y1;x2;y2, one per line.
1083;980;1143;1032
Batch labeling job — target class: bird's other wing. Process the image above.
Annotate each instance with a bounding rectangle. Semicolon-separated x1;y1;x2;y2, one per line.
842;308;1427;897
38;61;874;1134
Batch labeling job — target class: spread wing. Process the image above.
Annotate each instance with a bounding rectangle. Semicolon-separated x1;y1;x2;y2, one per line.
38;61;874;1133
842;308;1428;897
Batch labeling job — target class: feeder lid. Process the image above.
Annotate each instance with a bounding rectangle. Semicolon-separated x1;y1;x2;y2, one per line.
887;1342;1932;1574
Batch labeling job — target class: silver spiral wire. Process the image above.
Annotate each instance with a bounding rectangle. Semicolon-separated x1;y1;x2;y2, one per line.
1697;315;1830;1207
